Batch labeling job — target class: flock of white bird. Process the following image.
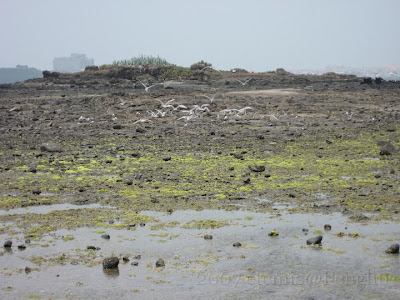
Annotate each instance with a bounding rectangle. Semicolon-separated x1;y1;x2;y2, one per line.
78;77;282;126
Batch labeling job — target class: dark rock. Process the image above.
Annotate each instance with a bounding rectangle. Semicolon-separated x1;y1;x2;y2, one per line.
18;244;26;250
25;267;32;273
28;167;37;173
265;174;271;178
140;222;145;227
360;77;373;85
25;239;31;244
136;128;146;133
243;178;251;184
87;246;97;250
101;234;110;239
379;142;396;155
163;157;171;161
204;234;213;240
155;258;165;267
302;228;309;232
32;189;41;195
102;257;119;269
386;243;399;254
131;261;139;266
233;242;242;247
113;124;122;130
375;77;383;84
4;240;12;248
122;256;130;262
232;153;243;160
40;142;62;153
307;235;323;245
123;179;133;185
324;224;332;231
248;165;266;172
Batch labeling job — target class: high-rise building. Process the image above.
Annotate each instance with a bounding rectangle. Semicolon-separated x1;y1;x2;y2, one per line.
53;54;94;73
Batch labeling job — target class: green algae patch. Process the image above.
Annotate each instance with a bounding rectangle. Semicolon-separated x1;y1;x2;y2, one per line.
374;274;400;282
182;220;230;229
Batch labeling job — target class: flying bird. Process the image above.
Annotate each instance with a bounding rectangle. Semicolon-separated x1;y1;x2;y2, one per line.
235;78;252;86
138;80;160;92
203;94;217;103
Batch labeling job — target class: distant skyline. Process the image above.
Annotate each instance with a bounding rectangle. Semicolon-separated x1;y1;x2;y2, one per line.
1;0;399;71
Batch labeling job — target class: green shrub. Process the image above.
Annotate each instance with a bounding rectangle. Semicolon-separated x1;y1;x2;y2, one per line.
113;55;171;67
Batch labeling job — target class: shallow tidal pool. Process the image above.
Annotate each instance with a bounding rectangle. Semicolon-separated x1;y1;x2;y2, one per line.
1;208;399;299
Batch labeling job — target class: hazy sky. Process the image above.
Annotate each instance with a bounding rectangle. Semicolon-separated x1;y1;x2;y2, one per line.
1;0;399;71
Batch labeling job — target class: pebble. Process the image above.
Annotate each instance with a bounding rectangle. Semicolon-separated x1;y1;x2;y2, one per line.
233;242;242;247
101;234;110;239
204;234;213;240
4;240;12;248
307;235;323;245
155;258;165;267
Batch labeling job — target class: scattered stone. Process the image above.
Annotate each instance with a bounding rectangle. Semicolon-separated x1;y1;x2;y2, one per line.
349;214;369;222
131;261;139;266
324;224;332;231
122;256;130;262
379;142;396;155
123;179;133;185
248;165;265;172
101;234;110;240
25;239;31;244
28;167;37;173
204;234;213;240
140;223;145;227
4;240;12;248
32;189;41;195
386;243;399;254
155;258;165;267
113;124;122;130
264;174;271;178
302;228;309;232
163;156;171;161
25;267;32;274
102;257;119;269
133;255;141;260
232;153;243;160
306;235;323;245
268;230;279;236
233;242;242;247
243;178;251;184
87;246;97;250
40;142;62;153
17;244;26;250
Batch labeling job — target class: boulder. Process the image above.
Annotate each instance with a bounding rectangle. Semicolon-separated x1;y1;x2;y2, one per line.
386;243;399;254
102;257;119;269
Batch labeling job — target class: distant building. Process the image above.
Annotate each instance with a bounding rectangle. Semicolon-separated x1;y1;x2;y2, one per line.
0;65;42;84
53;53;94;73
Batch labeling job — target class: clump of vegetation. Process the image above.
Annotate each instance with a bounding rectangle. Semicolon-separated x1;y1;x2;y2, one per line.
112;55;171;67
159;66;194;80
190;60;212;71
